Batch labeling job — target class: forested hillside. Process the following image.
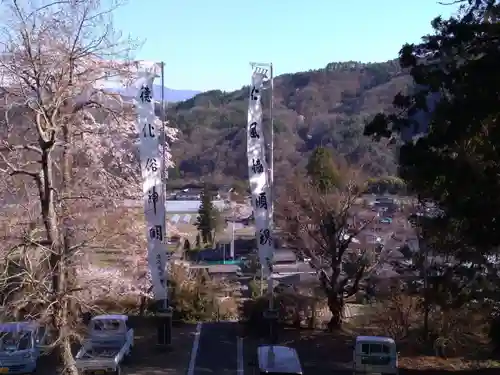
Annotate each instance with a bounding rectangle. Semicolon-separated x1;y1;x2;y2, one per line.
167;59;411;185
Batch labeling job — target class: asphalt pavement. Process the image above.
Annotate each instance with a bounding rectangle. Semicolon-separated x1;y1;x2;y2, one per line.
123;324;200;375
191;322;242;375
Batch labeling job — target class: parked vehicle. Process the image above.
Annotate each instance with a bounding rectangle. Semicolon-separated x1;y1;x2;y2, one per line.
256;345;303;374
352;335;398;374
75;314;133;375
0;321;50;374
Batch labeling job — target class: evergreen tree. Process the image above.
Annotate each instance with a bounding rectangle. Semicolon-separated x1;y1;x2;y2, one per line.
168;165;181;180
306;147;341;192
364;0;500;250
196;184;217;244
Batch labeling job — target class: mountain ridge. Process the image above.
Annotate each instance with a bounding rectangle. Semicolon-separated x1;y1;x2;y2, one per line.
166;59;409;185
113;84;200;103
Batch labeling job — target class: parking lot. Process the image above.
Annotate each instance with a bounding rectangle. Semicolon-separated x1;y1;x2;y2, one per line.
132;322;498;375
123;323;198;375
34;320;493;375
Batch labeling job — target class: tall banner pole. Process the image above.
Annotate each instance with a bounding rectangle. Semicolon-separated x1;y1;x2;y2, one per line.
267;62;277;345
132;61;168;301
247;62;277;343
268;62;274;311
159;61;173;348
160;62;167;299
131;61;171;349
269;62;274;227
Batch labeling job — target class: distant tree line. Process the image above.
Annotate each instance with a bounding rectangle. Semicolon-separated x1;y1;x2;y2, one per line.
363;176;407;195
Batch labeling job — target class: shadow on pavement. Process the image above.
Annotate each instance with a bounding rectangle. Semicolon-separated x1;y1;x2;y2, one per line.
35;317;198;375
124;319;197;375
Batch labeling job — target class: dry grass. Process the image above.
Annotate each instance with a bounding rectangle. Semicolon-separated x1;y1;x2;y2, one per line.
240;287;499;373
84;208;190;266
398;357;500;371
344;293;498;371
241;327;499;374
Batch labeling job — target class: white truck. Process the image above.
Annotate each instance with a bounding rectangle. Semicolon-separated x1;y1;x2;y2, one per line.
75;314;133;375
0;321;51;374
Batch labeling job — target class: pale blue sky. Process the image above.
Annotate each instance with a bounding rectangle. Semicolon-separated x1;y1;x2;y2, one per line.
114;1;459;92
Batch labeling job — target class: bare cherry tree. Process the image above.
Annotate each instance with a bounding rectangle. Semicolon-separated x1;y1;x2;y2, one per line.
277;170;376;330
0;1;176;374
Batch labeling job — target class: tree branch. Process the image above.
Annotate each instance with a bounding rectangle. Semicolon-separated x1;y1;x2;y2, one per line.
0;150;41;180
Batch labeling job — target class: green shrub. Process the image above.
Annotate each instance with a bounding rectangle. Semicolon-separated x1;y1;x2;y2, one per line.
248;279;264;299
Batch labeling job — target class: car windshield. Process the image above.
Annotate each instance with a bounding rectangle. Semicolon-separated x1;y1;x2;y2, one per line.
361;343;390;354
0;331;32;351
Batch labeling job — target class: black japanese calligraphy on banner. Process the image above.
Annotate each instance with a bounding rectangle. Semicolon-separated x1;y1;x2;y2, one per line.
246;68;274;279
249;122;260;139
140;85;152;103
250;86;260;101
251;158;264;174
142;123;155;138
259;228;271;245
149;224;163;241
133;62;168;301
155;254;165;286
145;157;158;172
148;186;159;215
255;192;268;210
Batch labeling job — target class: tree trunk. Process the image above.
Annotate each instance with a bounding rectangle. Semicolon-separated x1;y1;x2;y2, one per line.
327;292;343;331
59;315;78;375
40;149;63;314
61;124;78;323
319;264;344;331
309;300;316;329
59;125;79;375
40;149;59;248
40;145;78;375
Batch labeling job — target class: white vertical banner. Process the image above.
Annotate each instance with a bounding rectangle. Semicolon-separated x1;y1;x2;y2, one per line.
132;62;168;301
247;68;273;278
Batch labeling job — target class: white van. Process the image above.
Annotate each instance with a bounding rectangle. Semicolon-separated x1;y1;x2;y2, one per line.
353;335;398;374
